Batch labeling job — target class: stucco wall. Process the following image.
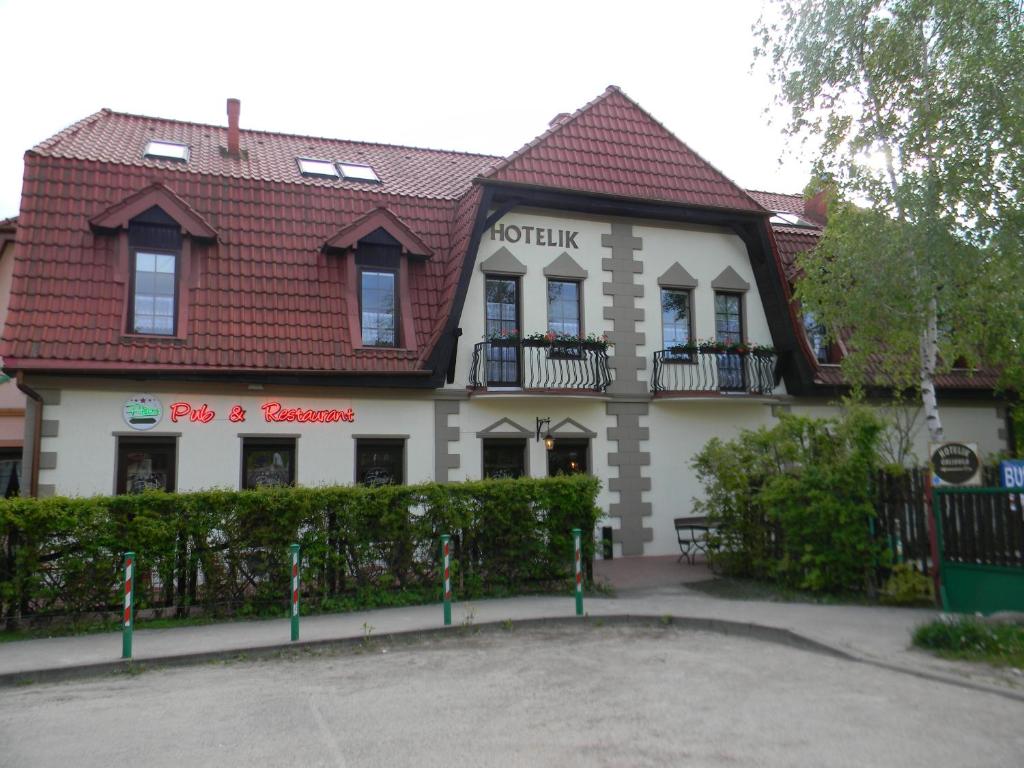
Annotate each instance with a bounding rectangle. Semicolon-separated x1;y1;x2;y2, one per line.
35;384;435;496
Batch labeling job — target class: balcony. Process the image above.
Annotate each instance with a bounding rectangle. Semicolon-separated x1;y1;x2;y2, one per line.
651;349;777;396
469;339;612;393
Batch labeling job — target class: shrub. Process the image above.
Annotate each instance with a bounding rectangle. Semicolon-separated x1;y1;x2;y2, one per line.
880;564;934;606
693;407;890;594
0;476;601;627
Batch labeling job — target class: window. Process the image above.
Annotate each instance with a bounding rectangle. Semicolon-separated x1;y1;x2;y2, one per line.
131;251;178;335
547;280;581;337
360;270;398;347
482;439;526;479
803;312;830;364
485;276;520;386
661;288;693;360
547;439;588;476
143;140;189;162
715;292;745;391
242;438;296;488
355;439;404;485
769;211;816;228
0;449;21;498
297;158;340;178
338;163;380;182
117;437;176;494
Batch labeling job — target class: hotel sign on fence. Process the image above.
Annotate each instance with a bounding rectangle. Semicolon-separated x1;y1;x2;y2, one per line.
929;441;982;486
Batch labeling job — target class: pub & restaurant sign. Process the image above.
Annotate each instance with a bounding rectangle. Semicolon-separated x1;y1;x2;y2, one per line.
123;395;356;430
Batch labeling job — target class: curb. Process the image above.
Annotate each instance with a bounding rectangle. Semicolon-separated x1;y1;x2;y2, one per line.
3;612;1021;702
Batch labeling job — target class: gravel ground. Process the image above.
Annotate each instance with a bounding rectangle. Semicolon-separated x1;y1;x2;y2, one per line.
1;623;1021;767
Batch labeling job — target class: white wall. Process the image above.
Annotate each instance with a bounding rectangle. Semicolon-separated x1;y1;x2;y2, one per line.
37;385;435;495
634;221;774;385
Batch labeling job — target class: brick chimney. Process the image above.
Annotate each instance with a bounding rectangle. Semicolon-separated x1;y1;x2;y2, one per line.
805;188;831;226
226;98;241;157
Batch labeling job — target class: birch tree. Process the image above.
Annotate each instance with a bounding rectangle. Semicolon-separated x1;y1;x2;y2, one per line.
756;0;1024;442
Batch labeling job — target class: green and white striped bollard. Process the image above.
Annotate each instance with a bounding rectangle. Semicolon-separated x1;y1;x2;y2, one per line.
122;551;135;659
572;529;583;616
290;544;300;642
441;534;452;626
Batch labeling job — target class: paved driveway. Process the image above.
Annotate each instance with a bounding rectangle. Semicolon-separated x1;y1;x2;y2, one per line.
1;623;1021;767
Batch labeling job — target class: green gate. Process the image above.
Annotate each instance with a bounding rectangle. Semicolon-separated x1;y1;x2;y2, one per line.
934;486;1024;614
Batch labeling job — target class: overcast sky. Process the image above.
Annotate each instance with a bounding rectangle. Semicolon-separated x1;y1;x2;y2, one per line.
0;0;811;218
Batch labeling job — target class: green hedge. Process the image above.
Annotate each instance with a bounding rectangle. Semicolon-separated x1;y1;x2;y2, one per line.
0;476;601;626
692;407;890;594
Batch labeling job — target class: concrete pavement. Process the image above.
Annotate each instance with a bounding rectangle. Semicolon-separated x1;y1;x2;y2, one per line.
1;556;1020;700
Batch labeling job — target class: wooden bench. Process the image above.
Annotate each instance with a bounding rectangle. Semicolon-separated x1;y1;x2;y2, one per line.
674;516;712;565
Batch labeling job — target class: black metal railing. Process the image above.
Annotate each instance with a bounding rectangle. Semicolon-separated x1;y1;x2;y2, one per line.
651;350;777;395
469;340;612;392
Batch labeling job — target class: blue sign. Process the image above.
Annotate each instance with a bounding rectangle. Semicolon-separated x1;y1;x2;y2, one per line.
1000;460;1024;489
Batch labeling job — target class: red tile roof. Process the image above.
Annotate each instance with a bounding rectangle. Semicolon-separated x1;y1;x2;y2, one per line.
33;109;500;201
746;190;806;215
484;86;766;213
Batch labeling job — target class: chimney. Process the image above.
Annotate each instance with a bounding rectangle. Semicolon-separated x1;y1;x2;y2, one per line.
805;188;830;226
226;98;241;157
548;113;571;129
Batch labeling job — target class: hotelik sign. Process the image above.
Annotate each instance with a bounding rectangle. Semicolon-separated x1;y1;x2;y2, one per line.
929;441;982;486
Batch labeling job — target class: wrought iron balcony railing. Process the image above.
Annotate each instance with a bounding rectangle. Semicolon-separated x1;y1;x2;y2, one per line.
469;340;612;392
651;349;777;395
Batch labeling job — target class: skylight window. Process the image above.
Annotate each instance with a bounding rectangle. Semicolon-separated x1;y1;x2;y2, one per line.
770;212;817;228
143;140;189;162
297;158;340;178
338;163;380;182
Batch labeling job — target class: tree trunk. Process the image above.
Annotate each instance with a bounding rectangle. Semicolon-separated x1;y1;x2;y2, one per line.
920;297;944;443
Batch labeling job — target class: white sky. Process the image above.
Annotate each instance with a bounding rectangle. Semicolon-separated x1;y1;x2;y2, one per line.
0;0;810;218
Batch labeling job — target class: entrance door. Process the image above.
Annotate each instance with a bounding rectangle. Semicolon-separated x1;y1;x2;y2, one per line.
485;276;520;386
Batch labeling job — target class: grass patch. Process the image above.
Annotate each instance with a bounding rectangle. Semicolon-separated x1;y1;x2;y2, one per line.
684;576;876;606
913;617;1024;668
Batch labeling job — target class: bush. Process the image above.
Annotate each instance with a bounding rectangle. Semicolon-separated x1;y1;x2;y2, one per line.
880;564;934;606
693;407;890;594
0;476;601;626
913;617;1024;667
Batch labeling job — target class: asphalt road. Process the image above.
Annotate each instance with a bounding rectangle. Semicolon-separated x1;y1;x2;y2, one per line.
1;623;1021;767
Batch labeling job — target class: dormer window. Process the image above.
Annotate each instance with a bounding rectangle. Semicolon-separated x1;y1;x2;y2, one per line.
338;163;380;182
143;140;189;162
297;158;340;178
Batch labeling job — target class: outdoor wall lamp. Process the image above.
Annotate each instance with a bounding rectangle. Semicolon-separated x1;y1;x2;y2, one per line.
536;417;555;450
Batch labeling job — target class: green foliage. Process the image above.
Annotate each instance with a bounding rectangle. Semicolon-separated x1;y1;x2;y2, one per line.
756;1;1024;405
880;564;934;606
913;617;1024;667
692;408;890;593
0;476;601;626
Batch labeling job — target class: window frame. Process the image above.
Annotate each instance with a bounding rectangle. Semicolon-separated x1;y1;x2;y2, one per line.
713;291;744;344
128;247;181;337
546;278;583;338
115;435;178;495
481;437;528;479
143;140;190;163
546;438;590;477
358;267;400;348
296;157;341;179
483;274;522;387
240;436;298;489
660;286;695;363
354;437;406;486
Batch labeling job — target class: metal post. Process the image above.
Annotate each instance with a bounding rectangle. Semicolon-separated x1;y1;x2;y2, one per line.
290;544;300;642
122;551;135;659
441;534;452;626
573;528;583;616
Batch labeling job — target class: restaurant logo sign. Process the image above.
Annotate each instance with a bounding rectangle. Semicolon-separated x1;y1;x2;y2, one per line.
930;442;982;486
123;394;163;431
165;400;356;425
